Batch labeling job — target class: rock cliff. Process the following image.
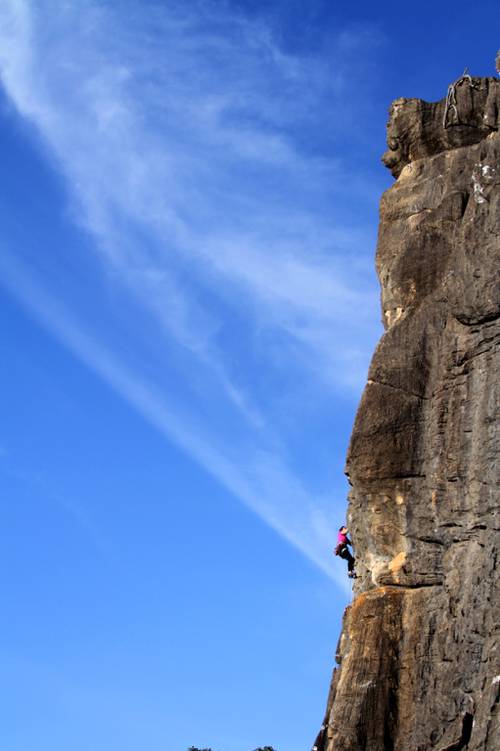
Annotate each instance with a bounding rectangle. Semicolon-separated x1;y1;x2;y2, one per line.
315;74;500;751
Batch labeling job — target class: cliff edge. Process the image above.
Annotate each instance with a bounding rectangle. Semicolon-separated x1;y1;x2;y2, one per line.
315;74;500;750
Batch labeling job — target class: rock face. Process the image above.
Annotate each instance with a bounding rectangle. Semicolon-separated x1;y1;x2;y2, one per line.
316;76;500;750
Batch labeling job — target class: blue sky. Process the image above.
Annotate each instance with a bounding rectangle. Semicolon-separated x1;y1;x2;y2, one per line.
1;2;499;750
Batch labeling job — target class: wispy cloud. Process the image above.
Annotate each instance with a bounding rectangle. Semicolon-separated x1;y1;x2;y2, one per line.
0;0;382;581
0;253;345;583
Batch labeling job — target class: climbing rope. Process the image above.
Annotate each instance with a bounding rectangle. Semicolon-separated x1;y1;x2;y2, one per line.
443;68;479;128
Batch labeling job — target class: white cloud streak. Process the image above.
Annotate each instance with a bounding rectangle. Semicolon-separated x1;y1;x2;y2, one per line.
0;252;345;585
0;0;381;582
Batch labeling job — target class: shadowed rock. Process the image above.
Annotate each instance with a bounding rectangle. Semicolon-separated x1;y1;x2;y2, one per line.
315;72;500;750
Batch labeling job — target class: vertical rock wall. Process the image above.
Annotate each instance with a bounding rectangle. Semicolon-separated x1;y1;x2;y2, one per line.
316;76;500;751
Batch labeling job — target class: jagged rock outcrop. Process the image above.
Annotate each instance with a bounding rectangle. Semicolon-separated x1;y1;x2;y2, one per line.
315;75;500;750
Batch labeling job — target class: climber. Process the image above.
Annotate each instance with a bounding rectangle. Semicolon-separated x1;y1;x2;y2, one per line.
335;526;356;578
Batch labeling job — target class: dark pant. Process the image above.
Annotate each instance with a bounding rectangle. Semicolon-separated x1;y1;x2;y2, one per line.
339;546;355;573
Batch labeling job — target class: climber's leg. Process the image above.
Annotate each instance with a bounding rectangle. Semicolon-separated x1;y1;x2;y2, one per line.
346;551;355;573
339;547;356;577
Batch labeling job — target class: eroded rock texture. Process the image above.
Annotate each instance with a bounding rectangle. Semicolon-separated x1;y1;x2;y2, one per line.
316;76;500;751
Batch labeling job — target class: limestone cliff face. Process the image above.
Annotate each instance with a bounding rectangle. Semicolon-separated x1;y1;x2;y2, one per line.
316;76;500;751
